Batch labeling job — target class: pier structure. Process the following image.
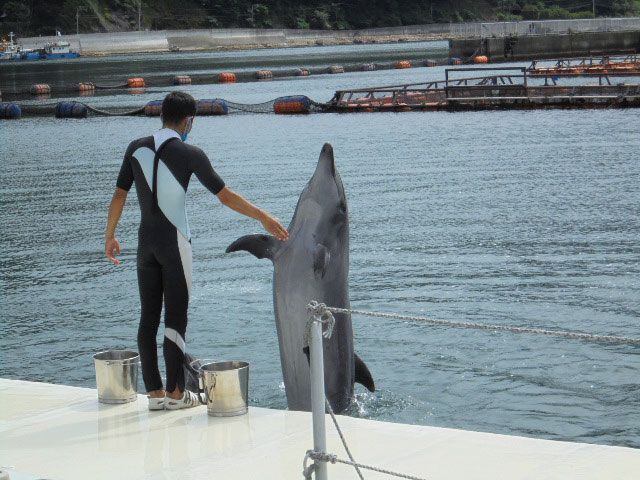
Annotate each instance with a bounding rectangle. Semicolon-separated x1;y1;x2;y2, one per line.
449;30;640;63
327;67;640;112
528;54;640;77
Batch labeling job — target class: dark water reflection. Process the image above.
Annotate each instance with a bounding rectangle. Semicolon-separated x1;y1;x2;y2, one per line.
1;45;639;448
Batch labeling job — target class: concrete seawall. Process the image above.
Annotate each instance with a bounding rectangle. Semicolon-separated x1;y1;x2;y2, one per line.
18;25;451;54
450;31;640;62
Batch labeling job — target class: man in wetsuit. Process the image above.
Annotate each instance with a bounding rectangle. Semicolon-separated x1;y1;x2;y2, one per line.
104;91;289;410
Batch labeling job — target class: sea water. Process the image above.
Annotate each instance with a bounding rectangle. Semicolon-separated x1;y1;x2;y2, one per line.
1;41;638;448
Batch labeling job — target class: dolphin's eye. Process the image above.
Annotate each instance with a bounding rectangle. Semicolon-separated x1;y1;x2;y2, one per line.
339;202;347;213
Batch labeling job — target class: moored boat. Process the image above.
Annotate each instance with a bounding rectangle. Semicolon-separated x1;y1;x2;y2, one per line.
41;41;80;59
0;32;23;60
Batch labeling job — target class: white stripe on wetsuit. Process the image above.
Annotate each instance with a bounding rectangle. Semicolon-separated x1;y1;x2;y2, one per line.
132;132;192;241
177;231;192;298
165;328;186;354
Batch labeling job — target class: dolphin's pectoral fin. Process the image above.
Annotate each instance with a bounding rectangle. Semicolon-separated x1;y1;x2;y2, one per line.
226;234;279;261
354;353;375;392
313;244;330;278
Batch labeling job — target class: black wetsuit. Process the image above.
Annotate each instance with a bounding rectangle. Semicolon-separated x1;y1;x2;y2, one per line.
117;129;225;393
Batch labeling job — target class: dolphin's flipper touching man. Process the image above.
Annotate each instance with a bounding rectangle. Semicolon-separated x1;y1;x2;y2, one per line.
227;143;374;413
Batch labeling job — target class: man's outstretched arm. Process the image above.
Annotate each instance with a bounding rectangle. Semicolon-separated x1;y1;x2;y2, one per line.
216;187;289;242
105;187;128;264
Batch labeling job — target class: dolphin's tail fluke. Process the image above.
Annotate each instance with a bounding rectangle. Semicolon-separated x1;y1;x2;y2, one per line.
354;353;375;392
225;234;280;261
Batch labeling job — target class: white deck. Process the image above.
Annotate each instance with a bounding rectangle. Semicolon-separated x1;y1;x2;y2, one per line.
1;379;638;479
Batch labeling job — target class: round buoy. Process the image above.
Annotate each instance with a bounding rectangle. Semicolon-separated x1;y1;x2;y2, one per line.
144;100;163;117
30;84;51;95
395;60;411;69
423;59;437;67
450;58;463;66
74;82;95;92
474;55;489;64
173;75;192;85
196;99;229;115
0;103;21;119
273;95;311;114
294;69;310;77
328;65;344;74
218;73;237;83
256;70;273;80
127;77;146;88
360;63;376;71
55;102;88;118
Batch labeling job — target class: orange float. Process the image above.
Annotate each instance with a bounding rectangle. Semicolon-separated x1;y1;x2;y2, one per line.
29;84;51;95
173;75;192;85
474;55;489;64
127;77;146;88
256;70;273;80
273;96;311;114
395;60;411;69
74;82;95;92
218;72;237;83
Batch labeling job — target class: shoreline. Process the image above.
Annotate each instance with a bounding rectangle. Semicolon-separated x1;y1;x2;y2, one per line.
78;33;450;56
16;18;637;57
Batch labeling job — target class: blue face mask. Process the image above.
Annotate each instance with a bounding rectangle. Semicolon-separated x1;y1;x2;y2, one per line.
181;118;193;142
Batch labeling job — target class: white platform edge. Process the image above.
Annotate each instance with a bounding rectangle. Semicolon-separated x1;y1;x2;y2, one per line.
0;379;638;480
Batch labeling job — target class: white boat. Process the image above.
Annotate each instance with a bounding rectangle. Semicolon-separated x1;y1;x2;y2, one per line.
1;378;638;480
41;41;79;59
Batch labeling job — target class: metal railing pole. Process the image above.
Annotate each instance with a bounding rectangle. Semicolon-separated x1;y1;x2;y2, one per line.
310;319;328;480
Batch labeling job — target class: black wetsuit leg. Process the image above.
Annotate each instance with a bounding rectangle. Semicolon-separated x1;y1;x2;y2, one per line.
137;245;164;393
158;234;191;394
137;228;191;394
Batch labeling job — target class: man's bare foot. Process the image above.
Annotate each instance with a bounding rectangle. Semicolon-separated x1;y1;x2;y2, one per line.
149;389;165;398
166;387;183;400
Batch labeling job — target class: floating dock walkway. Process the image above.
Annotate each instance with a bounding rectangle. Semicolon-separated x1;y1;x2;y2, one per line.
327;67;640;112
527;55;640;77
2;379;639;480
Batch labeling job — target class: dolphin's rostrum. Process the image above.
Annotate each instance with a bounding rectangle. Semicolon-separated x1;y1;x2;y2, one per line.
226;143;374;413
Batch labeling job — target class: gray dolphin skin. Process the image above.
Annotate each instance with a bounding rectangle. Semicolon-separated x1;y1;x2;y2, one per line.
226;143;374;413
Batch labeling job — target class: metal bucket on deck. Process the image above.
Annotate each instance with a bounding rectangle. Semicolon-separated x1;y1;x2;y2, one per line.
93;350;139;404
200;361;249;416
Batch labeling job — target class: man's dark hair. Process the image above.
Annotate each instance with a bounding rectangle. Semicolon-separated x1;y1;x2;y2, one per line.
162;91;196;125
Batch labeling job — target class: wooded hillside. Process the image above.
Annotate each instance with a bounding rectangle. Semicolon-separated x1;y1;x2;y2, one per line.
2;0;639;37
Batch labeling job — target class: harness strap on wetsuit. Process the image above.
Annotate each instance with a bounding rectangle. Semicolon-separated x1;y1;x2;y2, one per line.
152;137;179;212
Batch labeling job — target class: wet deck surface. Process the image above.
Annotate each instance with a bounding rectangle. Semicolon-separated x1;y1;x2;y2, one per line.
1;379;639;479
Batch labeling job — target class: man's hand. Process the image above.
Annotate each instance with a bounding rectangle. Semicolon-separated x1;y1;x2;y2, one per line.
105;237;121;265
261;214;289;242
217;187;289;242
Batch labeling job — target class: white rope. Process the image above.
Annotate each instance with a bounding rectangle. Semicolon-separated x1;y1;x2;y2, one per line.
325;399;365;480
325;306;640;345
306;450;429;480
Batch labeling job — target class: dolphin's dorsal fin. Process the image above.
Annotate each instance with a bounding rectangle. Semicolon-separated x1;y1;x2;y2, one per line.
313;244;330;278
226;234;280;261
354;353;375;392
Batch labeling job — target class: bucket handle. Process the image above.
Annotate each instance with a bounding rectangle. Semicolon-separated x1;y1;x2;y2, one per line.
200;370;216;405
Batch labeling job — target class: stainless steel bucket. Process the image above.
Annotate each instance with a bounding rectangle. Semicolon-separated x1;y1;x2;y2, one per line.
93;350;139;404
200;361;249;416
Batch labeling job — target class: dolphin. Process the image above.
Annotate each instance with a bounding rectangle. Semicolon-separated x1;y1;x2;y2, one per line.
226;143;374;413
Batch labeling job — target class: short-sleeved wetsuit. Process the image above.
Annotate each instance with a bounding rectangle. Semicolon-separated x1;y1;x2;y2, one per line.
117;128;225;393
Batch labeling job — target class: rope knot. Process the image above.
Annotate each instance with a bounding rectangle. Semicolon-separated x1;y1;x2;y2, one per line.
304;301;335;347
